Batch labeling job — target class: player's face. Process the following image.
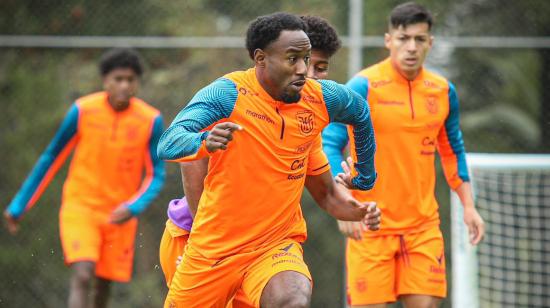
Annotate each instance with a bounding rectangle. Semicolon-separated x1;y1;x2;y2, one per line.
385;22;433;80
262;30;311;103
103;67;139;110
307;49;330;80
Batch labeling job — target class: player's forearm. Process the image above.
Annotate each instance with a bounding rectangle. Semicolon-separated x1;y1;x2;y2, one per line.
324;185;364;221
305;173;363;221
157;125;210;161
180;158;208;218
454;182;475;210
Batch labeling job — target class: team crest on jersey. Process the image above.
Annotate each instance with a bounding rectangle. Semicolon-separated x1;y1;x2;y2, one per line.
355;278;367;292
426;96;438;114
296;110;315;136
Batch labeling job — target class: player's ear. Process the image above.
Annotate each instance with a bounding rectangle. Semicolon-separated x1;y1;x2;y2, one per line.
254;49;266;67
384;32;391;50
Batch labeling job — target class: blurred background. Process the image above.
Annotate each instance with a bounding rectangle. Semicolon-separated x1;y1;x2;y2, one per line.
0;0;548;307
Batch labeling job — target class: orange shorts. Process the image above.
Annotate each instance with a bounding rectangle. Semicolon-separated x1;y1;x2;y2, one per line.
346;226;446;306
159;219;190;287
159;219;254;308
59;206;138;282
164;239;311;308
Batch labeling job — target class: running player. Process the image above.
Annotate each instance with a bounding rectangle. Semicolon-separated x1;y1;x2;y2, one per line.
158;12;378;308
158;15;343;307
4;48;165;308
322;3;485;307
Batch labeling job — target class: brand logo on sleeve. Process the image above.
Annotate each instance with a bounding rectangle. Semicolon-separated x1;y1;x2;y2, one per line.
370;79;392;88
424;80;444;90
302;95;322;104
239;87;258;96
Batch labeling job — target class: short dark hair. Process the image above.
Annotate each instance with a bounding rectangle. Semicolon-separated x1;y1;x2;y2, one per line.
246;12;306;60
301;15;341;57
389;2;433;30
99;48;143;76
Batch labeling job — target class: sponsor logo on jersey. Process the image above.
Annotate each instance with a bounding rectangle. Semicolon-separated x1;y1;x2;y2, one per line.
290;157;306;171
378;99;404;106
246;109;275;125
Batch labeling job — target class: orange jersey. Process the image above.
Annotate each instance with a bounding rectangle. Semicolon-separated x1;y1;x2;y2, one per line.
7;92;165;218
158;68;376;259
323;58;469;234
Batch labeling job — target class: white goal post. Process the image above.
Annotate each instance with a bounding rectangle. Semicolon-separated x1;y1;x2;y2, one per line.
451;153;550;308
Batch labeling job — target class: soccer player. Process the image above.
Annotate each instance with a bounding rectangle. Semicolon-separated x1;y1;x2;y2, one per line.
322;2;485;307
3;48;165;308
158;15;343;307
158;12;378;308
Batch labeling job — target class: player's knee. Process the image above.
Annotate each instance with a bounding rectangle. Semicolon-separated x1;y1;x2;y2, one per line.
266;290;310;308
71;262;95;286
261;272;311;308
284;290;310;308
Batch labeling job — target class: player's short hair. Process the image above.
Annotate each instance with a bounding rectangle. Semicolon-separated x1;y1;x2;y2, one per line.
246;12;306;60
99;48;143;76
389;2;433;31
301;15;341;57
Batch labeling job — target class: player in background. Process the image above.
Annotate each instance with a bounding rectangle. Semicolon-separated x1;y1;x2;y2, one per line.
158;15;343;308
4;48;165;308
322;2;485;307
158;12;379;308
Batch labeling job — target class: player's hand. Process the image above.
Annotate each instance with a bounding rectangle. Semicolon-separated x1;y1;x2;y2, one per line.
176;255;183;267
347;199;381;231
463;206;485;245
205;122;242;153
3;210;19;235
337;220;366;240
109;205;133;224
361;202;380;231
335;156;354;189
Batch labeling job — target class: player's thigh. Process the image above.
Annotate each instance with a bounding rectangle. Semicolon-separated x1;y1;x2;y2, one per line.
347;236;400;306
159;223;189;287
59;208;102;264
165;249;244;308
242;239;311;307
95;217;138;282
396;227;446;299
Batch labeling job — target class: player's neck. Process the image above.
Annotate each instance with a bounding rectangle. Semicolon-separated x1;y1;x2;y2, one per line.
390;60;422;81
107;96;130;112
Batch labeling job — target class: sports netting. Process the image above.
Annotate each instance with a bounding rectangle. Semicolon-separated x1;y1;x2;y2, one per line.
472;167;550;307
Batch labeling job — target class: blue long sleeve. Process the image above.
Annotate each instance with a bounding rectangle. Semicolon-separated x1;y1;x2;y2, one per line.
321;123;348;175
126;115;166;215
7;104;79;219
320;80;376;190
157;78;238;161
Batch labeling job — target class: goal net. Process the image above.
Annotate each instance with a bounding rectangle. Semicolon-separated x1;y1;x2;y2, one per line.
452;153;550;308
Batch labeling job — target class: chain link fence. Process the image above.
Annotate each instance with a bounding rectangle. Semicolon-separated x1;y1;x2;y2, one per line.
1;0;548;307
